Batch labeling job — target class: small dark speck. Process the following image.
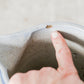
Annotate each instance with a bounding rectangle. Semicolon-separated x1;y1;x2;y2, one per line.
46;25;52;28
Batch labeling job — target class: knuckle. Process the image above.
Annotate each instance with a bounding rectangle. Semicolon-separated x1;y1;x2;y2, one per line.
40;67;57;77
26;70;39;79
9;73;23;84
40;67;55;72
45;67;55;71
40;67;49;71
12;73;22;78
40;67;49;76
12;73;23;79
27;70;38;75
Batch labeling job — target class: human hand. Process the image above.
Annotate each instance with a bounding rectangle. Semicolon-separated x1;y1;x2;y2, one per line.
9;31;84;84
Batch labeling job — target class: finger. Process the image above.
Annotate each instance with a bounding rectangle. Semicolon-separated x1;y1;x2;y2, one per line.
8;73;25;84
51;31;77;71
39;67;59;84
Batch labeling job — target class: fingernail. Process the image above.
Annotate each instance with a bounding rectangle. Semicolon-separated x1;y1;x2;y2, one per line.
52;32;58;38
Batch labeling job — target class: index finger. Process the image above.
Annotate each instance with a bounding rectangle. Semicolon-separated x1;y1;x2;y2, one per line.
51;31;77;72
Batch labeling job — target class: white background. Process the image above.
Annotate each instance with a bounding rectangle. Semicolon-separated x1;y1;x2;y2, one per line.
0;0;84;35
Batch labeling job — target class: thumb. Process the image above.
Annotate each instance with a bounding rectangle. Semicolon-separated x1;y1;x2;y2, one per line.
51;31;77;72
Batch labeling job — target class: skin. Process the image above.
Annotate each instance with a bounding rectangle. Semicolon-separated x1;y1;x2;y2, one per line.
9;31;84;84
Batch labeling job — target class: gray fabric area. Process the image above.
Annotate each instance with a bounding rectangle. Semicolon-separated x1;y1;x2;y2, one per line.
0;23;83;80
